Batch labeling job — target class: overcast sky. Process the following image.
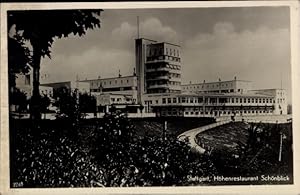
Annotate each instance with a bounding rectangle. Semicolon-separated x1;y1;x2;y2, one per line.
40;6;291;102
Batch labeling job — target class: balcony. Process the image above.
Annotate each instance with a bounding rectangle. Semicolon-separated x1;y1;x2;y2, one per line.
146;68;181;74
146;76;169;81
145;58;181;65
147;84;169;89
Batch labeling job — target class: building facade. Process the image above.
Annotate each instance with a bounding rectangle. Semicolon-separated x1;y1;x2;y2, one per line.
181;78;252;94
40;80;90;98
16;37;287;117
135;38;182;105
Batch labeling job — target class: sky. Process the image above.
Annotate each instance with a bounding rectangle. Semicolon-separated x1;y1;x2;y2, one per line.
40;6;291;102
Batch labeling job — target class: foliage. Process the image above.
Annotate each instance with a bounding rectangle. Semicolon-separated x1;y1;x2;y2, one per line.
11;127;105;187
40;94;51;113
8;10;102;119
9;88;28;112
8;36;32;89
79;93;97;114
209;122;293;177
90;111;216;186
8;10;102;58
53;87;81;128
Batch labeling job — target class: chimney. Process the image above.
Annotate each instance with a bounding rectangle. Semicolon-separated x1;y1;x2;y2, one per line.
133;68;136;76
118;69;122;78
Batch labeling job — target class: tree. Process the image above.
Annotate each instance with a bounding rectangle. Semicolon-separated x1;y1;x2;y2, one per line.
9;88;28;113
8;36;32;92
40;94;51;119
90;111;216;186
8;9;102;120
54;87;81;125
79;93;96;117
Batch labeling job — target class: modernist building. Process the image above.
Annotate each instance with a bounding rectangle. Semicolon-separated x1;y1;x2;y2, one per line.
134;38;287;117
143;88;286;117
40;80;90;98
181;77;252;94
80;74;140;113
136;38;182;105
14;37;288;117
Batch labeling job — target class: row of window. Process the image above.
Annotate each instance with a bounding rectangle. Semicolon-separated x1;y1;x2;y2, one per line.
183;110;272;115
182;82;235;90
147;89;181;94
161;97;275;105
147;81;181;86
146;73;181;79
146;63;181;71
91;86;137;92
160;109;273;116
148;47;180;57
147;55;181;63
110;97;134;102
91;79;133;88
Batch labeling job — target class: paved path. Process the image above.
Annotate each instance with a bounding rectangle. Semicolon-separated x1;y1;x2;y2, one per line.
178;114;292;154
178;120;231;154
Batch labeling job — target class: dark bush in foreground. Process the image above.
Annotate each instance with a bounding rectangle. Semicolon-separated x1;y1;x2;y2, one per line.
10;112;216;187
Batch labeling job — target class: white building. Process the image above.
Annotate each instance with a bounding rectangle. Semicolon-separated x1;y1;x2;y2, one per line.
181;77;253;94
40;80;90;98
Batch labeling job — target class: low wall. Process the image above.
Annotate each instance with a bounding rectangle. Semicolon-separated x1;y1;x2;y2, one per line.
216;114;292;124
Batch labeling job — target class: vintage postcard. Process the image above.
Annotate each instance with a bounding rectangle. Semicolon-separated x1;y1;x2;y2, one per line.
0;1;299;194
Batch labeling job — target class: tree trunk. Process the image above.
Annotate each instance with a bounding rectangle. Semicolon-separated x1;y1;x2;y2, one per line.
30;44;42;121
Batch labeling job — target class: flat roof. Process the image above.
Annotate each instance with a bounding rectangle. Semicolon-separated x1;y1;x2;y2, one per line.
135;37;157;42
181;79;252;86
80;75;136;82
144;91;273;98
177;92;273;98
152;42;181;47
40;81;71;86
250;88;286;91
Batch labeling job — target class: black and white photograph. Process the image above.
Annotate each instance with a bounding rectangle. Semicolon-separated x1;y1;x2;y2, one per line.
0;1;299;194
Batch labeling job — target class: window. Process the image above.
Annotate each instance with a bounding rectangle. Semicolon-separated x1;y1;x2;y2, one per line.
232;98;234;103
256;98;258;103
244;98;246;103
198;98;203;103
168;98;171;104
156;100;159;104
190;98;193;103
252;98;254;103
162;98;166;104
182;97;186;103
173;98;177;103
248;98;250;103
